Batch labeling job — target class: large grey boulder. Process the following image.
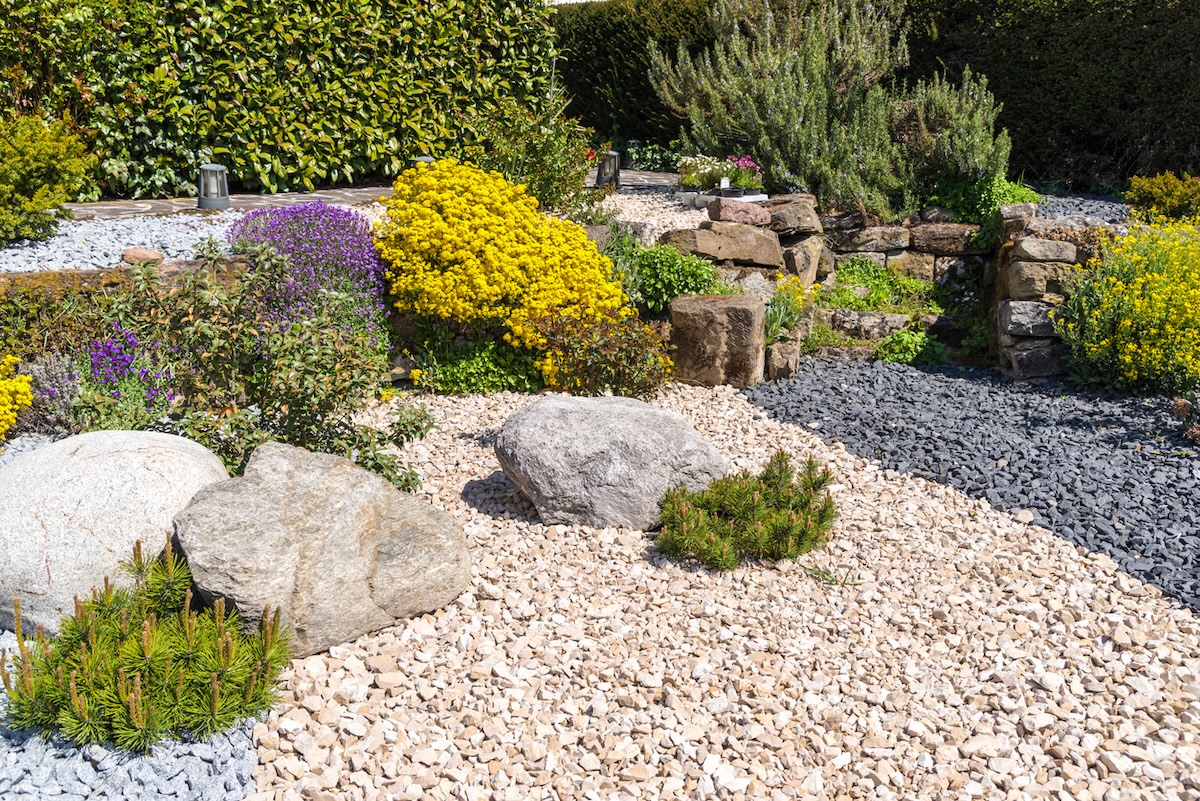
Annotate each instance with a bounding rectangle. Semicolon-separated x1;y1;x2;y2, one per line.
174;442;469;657
495;396;728;531
0;431;228;633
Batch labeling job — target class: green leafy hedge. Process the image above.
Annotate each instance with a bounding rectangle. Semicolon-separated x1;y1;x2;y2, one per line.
904;0;1200;190
552;0;713;145
0;0;556;198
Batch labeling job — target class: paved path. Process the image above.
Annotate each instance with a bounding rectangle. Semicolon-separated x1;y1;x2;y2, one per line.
64;171;680;220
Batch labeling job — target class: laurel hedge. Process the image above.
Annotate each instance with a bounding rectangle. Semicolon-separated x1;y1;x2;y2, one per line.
0;0;556;198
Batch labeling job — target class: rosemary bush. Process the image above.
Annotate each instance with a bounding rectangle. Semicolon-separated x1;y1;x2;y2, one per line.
1;537;290;753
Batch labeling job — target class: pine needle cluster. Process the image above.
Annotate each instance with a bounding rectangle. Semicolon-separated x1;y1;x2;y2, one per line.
1;536;290;753
657;450;837;571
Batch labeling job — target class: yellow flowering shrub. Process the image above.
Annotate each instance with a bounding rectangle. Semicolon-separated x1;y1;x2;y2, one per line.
1054;218;1200;393
0;355;34;441
376;159;625;351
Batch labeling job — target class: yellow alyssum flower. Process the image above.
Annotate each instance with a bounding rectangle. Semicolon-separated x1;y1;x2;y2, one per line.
375;159;625;352
0;355;34;442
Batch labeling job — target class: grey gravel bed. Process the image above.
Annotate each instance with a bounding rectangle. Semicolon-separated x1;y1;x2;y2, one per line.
744;359;1200;612
0;631;258;800
0;211;243;273
1036;192;1131;224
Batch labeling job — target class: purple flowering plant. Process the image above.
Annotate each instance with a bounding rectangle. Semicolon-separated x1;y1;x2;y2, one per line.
74;321;174;430
726;154;763;189
226;202;390;350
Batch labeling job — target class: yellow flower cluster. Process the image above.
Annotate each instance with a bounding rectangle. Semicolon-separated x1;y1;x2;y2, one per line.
375;159;625;350
1055;217;1200;393
0;355;33;442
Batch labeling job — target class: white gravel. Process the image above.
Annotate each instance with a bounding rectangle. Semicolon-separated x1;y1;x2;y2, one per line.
600;193;708;245
246;386;1200;801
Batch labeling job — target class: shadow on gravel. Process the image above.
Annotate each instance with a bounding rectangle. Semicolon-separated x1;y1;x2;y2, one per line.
743;359;1200;615
461;470;540;524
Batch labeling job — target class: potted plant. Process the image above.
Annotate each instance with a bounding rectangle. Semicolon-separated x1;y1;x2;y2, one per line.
727;155;763;195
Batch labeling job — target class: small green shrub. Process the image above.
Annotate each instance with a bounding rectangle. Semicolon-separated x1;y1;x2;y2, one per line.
796;323;867;356
874;328;947;364
895;68;1013;199
1054;218;1200;394
657;450;836;571
454;88;608;222
0;114;94;245
818;257;939;315
1124;171;1200;220
407;324;542;395
627;141;683;172
930;173;1040;244
531;307;672;399
110;256;427;487
1;537;290;752
620;244;718;313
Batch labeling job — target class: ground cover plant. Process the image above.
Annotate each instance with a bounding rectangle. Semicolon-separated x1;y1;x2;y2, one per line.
816;257;940;317
226;202;391;351
1055;218;1200;394
657;449;836;570
764;275;816;344
1;537;290;753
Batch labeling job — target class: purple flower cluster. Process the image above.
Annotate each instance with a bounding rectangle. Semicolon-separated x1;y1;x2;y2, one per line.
87;322;174;405
226;202;389;346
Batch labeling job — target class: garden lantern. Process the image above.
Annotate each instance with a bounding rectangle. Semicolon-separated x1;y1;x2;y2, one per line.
197;164;230;210
595;150;620;189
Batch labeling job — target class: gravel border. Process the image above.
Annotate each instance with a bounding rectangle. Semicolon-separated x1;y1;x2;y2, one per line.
744;359;1200;612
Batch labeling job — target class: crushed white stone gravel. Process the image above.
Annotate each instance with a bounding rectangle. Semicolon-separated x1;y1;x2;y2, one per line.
246;386;1200;801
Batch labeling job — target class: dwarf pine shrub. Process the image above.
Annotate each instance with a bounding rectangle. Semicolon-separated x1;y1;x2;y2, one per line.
657;450;836;571
1;537;290;752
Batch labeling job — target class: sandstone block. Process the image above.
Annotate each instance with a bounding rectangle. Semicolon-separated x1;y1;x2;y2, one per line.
1007;339;1069;380
708;197;771;227
999;300;1058;337
834;226;910;252
885;250;935;281
1006;261;1080;300
121;247;165;265
660;222;783;269
766;196;823;235
494;396;727;531
766;342;803;380
824;308;910;340
1000;203;1038;241
669;294;766;388
1012;238;1078;264
783;237;833;286
909;223;987;255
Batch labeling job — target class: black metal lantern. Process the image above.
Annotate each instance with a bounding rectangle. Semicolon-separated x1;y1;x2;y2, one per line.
197;164;230;210
595;150;621;189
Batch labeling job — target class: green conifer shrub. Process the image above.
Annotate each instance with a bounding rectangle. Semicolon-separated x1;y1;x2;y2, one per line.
0;114;95;245
657;450;836;571
1;537;290;753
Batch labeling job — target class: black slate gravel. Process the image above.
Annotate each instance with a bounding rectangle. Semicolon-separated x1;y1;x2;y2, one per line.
744;359;1200;612
1037;193;1131;224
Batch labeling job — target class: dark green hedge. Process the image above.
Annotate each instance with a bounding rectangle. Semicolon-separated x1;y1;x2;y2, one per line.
552;0;713;145
0;0;556;198
904;0;1200;190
